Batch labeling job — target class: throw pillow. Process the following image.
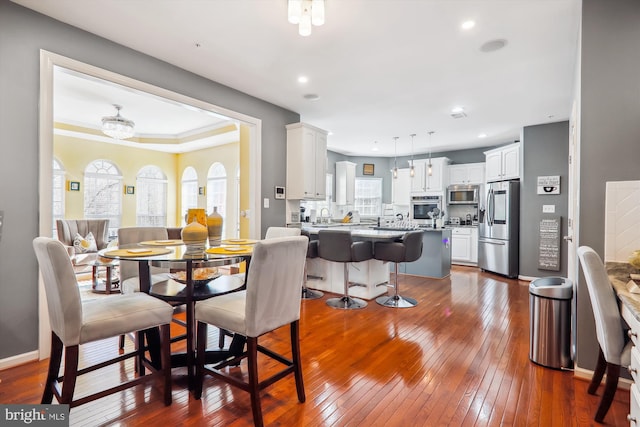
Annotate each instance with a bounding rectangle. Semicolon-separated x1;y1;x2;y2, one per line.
73;231;98;254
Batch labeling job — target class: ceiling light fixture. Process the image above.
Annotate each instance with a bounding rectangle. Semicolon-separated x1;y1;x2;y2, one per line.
372;141;379;152
461;20;475;30
478;133;488;139
409;133;416;177
288;0;325;37
427;131;435;176
101;104;135;140
393;136;399;179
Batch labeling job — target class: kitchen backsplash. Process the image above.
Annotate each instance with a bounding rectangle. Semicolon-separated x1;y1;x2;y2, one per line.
604;180;640;262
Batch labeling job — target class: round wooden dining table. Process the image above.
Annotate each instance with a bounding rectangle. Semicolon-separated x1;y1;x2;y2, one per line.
99;242;252;389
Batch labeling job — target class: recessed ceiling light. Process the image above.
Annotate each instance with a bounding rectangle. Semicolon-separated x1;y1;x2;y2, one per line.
372;141;379;151
478;133;487;139
297;76;309;84
461;20;475;30
303;93;320;101
451;106;465;114
480;39;508;53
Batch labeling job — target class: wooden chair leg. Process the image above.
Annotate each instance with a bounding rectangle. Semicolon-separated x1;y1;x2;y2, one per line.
589;347;607;395
194;321;208;400
595;362;620;423
60;345;79;405
41;332;63;404
247;337;263;427
159;324;172;406
119;334;125;350
291;321;306;403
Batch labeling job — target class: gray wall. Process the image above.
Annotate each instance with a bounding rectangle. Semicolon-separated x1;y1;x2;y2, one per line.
520;121;569;278
576;0;640;370
0;1;298;359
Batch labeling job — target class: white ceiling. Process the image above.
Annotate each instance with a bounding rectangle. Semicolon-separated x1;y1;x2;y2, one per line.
14;0;581;157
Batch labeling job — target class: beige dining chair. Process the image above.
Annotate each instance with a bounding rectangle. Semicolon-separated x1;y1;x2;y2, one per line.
264;226;301;239
33;237;173;408
194;236;308;427
577;246;632;423
117;227;173;294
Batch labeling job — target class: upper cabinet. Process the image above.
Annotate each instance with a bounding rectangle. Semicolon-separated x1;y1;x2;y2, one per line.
448;162;486;185
392;168;411;206
335;161;356;205
484;143;521;182
410;157;450;194
286;123;328;200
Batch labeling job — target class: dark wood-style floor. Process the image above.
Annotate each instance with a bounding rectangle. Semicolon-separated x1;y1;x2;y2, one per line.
0;266;631;426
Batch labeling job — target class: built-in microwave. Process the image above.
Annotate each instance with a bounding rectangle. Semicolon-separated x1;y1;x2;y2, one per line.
447;184;479;205
410;195;442;223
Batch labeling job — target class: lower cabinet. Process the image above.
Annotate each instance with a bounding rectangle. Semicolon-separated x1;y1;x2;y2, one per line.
450;227;478;265
623;304;640;425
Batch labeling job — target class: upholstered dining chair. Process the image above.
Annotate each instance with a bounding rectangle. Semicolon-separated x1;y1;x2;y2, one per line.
264;226;301;239
33;237;173;408
577;246;632;423
373;230;424;308
118;227;173;294
194;236;308;427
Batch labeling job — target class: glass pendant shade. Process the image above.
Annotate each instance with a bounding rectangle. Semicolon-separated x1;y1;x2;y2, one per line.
311;0;325;25
288;0;302;23
102;105;135;140
410;164;415;177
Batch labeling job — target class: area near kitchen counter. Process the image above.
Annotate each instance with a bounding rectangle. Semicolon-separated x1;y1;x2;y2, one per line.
302;224;451;300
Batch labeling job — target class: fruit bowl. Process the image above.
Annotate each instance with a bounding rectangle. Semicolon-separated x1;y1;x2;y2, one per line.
170;267;219;286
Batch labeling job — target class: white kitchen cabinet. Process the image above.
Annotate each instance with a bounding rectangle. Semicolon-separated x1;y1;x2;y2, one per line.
410;157;449;193
448;163;486;185
336;161;356;205
392;168;411;206
451;227;478;264
484;143;520;182
286;123;328;200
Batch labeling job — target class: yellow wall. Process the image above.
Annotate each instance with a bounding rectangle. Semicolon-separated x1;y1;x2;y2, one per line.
54;134;239;232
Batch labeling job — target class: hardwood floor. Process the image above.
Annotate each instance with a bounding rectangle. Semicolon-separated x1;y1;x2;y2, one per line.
0;266;631;426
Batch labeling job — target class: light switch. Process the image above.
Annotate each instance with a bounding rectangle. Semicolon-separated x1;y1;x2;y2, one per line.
542;205;555;213
263;198;269;209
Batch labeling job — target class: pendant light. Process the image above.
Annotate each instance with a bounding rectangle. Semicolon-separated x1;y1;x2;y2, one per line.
427;131;434;176
409;133;416;177
392;136;399;179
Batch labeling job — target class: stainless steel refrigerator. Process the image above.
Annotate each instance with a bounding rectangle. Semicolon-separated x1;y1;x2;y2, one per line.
478;180;519;278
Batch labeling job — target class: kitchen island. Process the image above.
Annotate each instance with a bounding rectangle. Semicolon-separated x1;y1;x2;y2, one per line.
303;225;452;300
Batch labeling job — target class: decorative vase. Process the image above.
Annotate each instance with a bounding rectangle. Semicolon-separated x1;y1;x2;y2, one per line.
181;220;208;253
186;208;207;227
207;207;224;247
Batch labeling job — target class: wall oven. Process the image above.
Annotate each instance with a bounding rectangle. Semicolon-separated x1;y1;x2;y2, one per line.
410;195;442;223
447;184;479;205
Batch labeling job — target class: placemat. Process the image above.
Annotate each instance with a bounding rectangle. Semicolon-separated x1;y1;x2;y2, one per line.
103;248;172;257
206;246;253;255
221;239;258;245
139;239;184;246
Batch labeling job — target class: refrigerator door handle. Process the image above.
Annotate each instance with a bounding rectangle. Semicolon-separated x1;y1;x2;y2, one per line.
487;189;494;226
478;239;506;245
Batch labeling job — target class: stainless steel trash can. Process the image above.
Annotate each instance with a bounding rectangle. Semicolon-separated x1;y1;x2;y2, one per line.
529;277;573;369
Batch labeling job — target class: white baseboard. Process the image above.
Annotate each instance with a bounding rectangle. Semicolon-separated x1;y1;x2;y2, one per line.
0;350;39;371
574;364;632;390
518;274;537;282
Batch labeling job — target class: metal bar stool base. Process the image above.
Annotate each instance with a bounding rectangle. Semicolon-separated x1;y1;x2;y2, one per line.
327;296;367;309
302;287;324;300
375;295;418;308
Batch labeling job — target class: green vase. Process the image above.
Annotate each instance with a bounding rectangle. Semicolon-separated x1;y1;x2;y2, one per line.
207;207;223;246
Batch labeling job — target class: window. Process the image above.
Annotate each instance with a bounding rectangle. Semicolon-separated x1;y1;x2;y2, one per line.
52;158;65;238
181;167;198;224
84;160;122;238
136;165;167;226
354;177;382;217
207;162;227;235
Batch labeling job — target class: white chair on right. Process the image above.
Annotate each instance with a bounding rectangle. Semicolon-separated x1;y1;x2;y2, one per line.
264;226;301;239
577;246;632;423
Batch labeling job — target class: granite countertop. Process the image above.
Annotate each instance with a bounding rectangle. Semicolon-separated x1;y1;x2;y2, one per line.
607;261;640;322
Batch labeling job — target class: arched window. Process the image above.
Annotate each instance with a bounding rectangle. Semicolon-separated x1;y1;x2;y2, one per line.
84;159;122;238
181;167;198;224
136;165;167;226
52;158;65;238
207;163;227;235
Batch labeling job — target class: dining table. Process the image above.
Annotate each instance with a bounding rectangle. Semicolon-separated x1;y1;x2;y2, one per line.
99;240;254;388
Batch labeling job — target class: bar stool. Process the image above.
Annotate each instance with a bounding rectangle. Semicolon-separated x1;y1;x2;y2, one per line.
373;230;423;308
318;229;372;309
302;237;324;300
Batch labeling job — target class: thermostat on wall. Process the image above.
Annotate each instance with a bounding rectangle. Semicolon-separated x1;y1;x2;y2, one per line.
275;186;285;199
